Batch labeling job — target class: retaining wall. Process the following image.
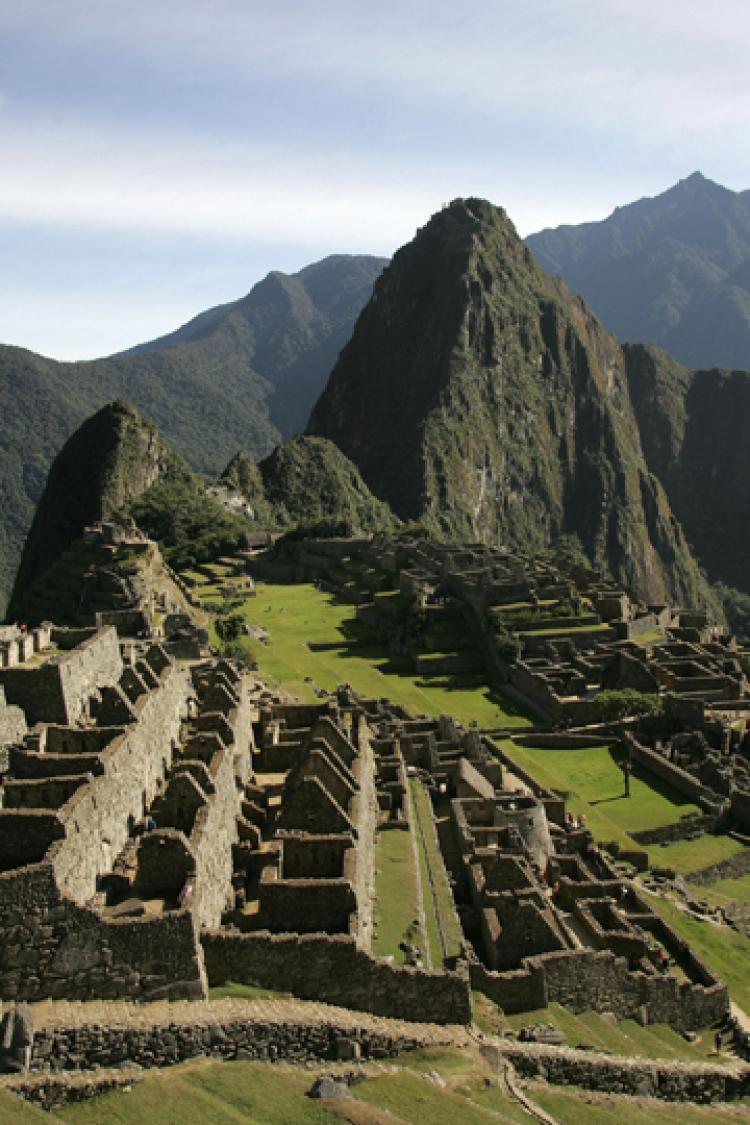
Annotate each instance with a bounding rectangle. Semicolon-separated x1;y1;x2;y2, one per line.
201;930;471;1024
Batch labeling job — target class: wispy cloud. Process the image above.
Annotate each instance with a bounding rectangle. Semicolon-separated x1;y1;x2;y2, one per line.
0;0;748;357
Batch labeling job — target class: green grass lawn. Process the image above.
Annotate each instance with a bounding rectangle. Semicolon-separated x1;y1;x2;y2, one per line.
644;890;750;1013
232;581;532;728
499;740;708;865
51;1048;750;1125
689;870;750;907
372;826;422;963
492;1001;718;1060
351;1070;512;1124
0;1090;50;1124
410;778;463;965
207;982;289;1001
633;628;666;647
652;835;745;876
58;1059;337;1124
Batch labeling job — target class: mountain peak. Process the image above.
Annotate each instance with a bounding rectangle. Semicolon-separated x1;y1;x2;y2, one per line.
309;198;711;609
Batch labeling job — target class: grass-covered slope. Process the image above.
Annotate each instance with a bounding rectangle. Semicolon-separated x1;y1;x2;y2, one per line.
309;197;714;609
0;254;385;614
258;436;397;533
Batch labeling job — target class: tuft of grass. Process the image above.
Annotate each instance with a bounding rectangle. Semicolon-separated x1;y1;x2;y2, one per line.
207;982;289;1001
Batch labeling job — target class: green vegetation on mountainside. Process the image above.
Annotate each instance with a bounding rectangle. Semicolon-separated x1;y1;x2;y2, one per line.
309;197;715;611
9;403;398;621
258;436;397;532
624;344;750;594
130;478;250;572
527;172;750;371
8;401;251;619
0;254;385;614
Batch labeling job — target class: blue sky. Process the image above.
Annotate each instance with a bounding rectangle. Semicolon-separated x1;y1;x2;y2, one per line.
1;0;749;359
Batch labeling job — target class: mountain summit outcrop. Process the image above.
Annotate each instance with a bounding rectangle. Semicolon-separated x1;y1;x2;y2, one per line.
308;198;712;608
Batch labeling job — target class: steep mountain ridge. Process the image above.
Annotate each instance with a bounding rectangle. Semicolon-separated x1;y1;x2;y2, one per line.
0;254;386;613
624;345;750;591
527;172;750;369
9;400;196;616
309;198;714;609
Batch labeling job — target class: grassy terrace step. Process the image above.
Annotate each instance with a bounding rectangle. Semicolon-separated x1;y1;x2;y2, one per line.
221;580;533;728
473;996;720;1061
372;825;423;963
53;1050;750;1124
409;777;463;965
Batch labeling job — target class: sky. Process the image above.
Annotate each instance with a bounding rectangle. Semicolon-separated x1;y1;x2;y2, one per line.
1;0;749;360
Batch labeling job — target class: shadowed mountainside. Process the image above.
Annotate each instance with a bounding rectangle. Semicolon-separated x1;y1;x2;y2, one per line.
308;197;715;609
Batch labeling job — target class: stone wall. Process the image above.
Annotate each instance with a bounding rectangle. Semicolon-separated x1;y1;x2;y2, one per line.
25;1013;433;1085
687;845;750;887
260;879;356;933
49;661;191;904
471;946;727;1032
631;814;716;846
486;1042;750;1103
0;628;123;725
626;735;721;813
0;862;204;1002
0;688;26;747
201;931;471;1025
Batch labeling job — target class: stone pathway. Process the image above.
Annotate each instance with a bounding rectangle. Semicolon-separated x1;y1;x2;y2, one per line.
27;995;472;1046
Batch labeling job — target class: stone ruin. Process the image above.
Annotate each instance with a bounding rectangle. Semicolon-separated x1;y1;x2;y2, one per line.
253;532;750;840
0;532;747;1067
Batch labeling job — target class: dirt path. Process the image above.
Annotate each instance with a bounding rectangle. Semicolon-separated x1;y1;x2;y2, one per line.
26;994;472;1047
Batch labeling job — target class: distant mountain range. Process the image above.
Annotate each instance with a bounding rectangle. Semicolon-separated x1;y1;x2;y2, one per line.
0;254;386;612
6;172;750;617
527;172;750;370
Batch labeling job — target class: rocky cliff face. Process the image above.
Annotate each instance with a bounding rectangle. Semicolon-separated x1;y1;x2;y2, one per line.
309;199;712;608
624;345;750;591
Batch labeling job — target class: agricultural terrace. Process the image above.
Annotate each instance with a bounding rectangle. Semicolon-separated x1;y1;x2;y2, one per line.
200;575;533;728
498;739;745;875
49;1048;750;1125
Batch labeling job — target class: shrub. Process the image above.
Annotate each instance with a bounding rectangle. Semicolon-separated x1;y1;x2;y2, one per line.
594;689;663;720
